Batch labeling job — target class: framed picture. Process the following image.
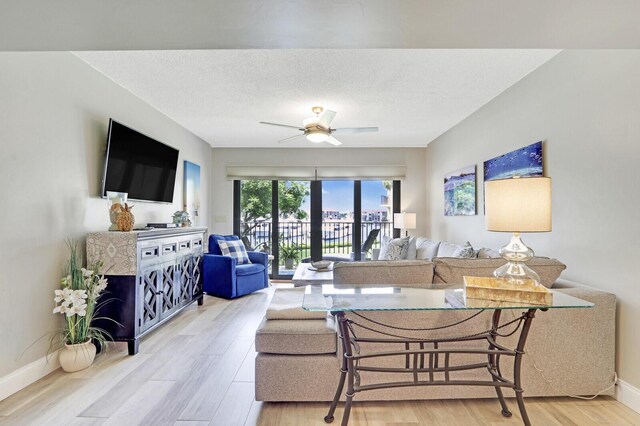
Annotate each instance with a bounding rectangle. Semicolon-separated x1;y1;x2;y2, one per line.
483;141;543;182
444;165;476;216
183;161;201;225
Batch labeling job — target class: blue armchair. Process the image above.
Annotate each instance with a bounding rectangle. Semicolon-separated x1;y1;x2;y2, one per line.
203;234;269;299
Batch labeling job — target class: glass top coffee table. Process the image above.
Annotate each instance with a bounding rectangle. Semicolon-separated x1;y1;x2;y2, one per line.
303;284;593;426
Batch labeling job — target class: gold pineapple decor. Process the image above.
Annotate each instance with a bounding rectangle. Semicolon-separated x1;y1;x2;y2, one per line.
116;203;135;232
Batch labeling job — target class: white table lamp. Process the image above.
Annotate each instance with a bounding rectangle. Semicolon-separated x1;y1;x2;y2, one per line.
485;177;551;285
394;212;416;237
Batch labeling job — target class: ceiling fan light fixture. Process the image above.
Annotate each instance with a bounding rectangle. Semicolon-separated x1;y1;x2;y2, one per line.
306;130;329;143
303;117;318;127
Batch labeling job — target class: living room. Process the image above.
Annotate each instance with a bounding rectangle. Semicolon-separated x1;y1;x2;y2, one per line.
1;2;639;425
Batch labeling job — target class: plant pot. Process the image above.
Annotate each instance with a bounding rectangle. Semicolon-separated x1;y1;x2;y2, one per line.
59;339;96;373
284;258;295;270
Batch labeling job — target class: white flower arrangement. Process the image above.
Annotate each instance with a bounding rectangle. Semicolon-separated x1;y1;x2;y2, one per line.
53;242;113;347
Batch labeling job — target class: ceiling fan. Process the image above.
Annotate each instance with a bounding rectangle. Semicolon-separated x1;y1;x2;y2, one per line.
259;106;378;146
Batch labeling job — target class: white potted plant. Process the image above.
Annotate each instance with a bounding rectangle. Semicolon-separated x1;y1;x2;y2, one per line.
280;243;301;270
52;242;112;372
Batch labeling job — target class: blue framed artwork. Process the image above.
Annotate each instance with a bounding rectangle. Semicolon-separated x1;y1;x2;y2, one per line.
444;165;476;216
483;141;543;182
183;161;201;225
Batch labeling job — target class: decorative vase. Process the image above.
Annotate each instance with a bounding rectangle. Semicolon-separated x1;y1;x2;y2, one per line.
106;191;127;231
285;258;295;270
59;339;96;373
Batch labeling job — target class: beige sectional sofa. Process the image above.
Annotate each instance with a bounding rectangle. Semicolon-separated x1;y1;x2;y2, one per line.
255;257;616;402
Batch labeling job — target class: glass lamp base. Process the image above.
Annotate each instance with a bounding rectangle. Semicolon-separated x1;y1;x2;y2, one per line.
495;233;542;286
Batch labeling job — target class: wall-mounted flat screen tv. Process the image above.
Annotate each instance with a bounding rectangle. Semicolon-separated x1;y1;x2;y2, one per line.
102;119;179;203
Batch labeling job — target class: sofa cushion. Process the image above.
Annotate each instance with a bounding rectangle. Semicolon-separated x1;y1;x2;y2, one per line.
333;260;434;287
433;257;566;288
477;247;501;258
436;241;465;257
266;288;327;320
406;237;417;260
235;263;265;276
255;317;337;355
415;237;440;260
378;236;410;260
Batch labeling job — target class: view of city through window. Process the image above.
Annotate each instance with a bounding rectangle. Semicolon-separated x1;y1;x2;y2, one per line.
240;180;393;273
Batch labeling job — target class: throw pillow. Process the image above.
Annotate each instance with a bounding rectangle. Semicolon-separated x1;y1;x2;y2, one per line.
406;237;417;260
217;239;251;265
436;241;465;258
477;247;501;259
455;241;477;258
415;237;440;260
378;236;410;261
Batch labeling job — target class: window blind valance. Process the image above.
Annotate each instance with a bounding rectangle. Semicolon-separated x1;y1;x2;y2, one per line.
226;165;406;180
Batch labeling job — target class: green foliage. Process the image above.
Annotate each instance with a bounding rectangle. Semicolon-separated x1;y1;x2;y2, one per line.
279;243;301;261
52;241;115;351
240;180;310;236
454;182;476;213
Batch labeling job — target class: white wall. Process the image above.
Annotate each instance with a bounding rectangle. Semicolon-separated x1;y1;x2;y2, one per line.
210;147;427;235
0;52;211;380
425;50;640;387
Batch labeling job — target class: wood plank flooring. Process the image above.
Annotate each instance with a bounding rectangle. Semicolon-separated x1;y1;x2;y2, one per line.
1;284;638;425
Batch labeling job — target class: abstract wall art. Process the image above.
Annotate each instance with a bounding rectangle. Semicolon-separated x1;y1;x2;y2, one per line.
444;165;477;216
183;160;201;225
483;141;543;182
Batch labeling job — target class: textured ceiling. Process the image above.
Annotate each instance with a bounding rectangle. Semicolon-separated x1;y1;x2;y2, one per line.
3;1;640;50
76;49;559;148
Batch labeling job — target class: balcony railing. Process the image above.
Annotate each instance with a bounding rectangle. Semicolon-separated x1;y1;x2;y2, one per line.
241;220;393;257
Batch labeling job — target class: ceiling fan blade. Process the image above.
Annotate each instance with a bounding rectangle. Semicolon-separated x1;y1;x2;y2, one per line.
260;121;304;130
325;135;342;146
332;127;379;134
277;134;305;144
316;110;337;129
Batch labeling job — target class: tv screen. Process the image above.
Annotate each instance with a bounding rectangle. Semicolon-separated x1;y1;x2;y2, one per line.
102;119;179;203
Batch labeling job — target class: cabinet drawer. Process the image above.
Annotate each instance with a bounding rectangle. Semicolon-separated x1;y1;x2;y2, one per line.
140;246;160;259
162;243;177;255
178;240;191;252
192;238;203;249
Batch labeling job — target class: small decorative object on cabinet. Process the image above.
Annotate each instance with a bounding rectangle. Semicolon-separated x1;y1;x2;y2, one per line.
116;203;135;231
173;210;192;227
87;227;207;355
106;191;127;231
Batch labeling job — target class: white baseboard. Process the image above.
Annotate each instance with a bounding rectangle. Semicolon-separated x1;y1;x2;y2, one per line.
616;379;640;415
0;351;60;402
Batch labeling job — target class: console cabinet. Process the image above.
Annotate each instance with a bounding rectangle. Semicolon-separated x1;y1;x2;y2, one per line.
87;227;207;354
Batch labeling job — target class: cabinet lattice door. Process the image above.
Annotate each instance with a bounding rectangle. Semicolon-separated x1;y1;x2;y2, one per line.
161;264;179;315
192;254;203;296
140;269;160;332
179;257;192;305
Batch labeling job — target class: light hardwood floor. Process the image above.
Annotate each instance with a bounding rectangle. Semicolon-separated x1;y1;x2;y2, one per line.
1;285;638;426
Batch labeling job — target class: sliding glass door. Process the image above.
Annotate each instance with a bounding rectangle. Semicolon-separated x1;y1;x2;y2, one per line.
277;180;311;276
235;179;399;280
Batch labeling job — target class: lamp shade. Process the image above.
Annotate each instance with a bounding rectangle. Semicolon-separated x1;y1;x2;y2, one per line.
394;212;416;230
485;177;552;232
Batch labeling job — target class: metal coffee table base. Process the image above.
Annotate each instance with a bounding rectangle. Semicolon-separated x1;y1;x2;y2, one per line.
324;308;541;426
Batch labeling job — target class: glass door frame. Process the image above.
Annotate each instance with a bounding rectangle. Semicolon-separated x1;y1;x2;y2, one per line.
233;179;401;280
